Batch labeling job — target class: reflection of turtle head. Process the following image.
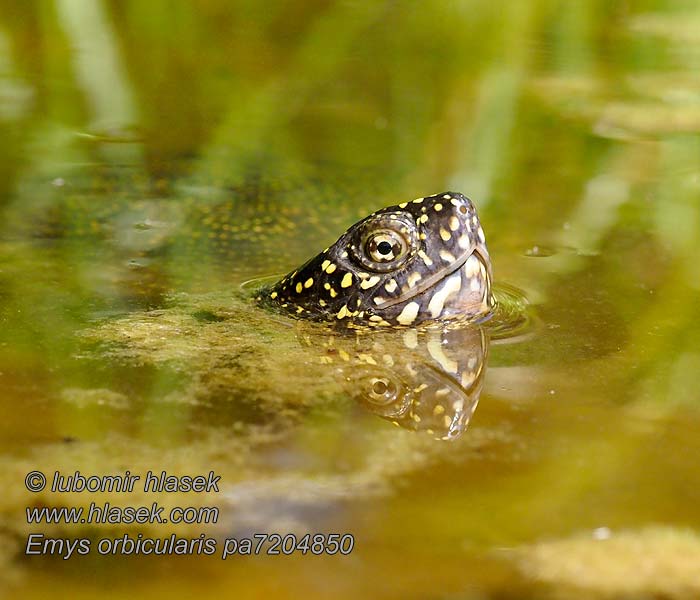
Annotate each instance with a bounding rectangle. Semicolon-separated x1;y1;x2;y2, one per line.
335;326;488;440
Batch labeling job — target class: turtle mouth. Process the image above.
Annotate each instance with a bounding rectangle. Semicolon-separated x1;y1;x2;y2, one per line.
373;249;485;310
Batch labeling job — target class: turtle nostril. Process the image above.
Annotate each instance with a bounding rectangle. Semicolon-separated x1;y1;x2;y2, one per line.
459;205;468;215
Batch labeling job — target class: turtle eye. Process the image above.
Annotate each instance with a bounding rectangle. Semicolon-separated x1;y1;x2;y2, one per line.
350;213;417;272
365;230;407;264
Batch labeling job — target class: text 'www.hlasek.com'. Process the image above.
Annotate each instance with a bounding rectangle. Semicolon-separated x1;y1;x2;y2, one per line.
23;470;354;559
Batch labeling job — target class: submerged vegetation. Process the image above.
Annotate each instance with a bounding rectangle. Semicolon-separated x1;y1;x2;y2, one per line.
1;0;699;598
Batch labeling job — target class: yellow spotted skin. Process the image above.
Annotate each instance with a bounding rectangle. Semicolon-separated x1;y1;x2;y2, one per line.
263;192;494;327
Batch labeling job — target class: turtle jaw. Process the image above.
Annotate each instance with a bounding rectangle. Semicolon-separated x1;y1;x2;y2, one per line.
435;249;493;322
367;249;493;326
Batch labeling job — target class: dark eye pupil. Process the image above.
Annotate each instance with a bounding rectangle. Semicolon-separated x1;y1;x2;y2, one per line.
377;241;393;255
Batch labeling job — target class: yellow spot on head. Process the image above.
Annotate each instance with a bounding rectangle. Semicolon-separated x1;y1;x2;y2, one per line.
384;279;397;293
360;275;381;289
341;272;353;288
304;277;313;288
336;304;348;319
321;260;330;271
398;202;408;208
329;288;338;298
439;250;456;263
270;292;278;299
418;250;433;266
458;234;471;250
326;263;337;274
396;301;420;325
440;228;451;241
412;198;424;204
295;282;302;293
407;272;422;288
449;216;460;231
434;203;443;211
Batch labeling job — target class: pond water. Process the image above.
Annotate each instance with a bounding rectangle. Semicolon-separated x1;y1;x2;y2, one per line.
1;1;700;598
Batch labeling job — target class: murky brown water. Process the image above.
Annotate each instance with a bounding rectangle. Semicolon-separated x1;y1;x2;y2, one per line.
1;1;700;598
